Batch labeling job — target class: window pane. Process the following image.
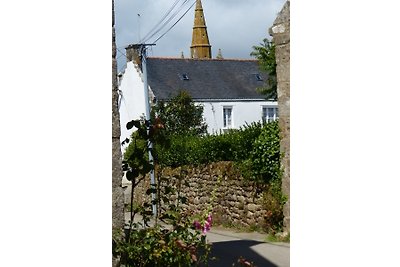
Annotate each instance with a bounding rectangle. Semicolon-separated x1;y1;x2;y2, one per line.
223;107;232;127
262;108;267;119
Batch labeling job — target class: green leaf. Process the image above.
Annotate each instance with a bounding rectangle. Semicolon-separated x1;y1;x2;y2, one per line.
121;138;129;146
126;120;141;130
126;169;139;181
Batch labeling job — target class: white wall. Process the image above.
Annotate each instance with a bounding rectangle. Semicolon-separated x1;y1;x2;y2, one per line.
201;100;277;134
118;61;146;151
119;62;278;144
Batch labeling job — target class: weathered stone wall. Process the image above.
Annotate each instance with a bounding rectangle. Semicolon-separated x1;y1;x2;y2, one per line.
112;0;124;266
269;0;290;234
125;162;269;229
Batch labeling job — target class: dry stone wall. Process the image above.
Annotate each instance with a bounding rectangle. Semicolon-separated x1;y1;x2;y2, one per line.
125;162;270;229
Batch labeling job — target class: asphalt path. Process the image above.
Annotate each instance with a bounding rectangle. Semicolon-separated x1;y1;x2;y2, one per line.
206;227;289;267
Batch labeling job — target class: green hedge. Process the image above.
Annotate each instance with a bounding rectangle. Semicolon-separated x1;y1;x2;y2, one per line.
124;120;281;185
155;121;278;174
239;121;281;184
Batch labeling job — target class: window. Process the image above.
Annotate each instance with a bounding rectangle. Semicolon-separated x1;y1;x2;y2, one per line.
223;106;233;128
262;106;278;122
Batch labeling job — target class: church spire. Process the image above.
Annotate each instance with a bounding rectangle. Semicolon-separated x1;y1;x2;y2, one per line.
190;0;211;59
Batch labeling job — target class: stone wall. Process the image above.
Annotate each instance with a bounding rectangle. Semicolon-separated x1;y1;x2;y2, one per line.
124;162;269;229
112;0;125;266
269;0;290;234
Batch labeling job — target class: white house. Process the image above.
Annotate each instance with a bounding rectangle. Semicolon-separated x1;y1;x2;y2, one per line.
118;0;278;150
118;55;278;149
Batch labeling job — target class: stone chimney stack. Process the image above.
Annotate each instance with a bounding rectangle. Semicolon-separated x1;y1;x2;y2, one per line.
125;44;142;66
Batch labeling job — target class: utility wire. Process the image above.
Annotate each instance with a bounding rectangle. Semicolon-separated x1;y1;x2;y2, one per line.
117;47;127;58
117;0;195;61
142;0;192;44
142;0;190;43
152;0;196;44
139;0;182;43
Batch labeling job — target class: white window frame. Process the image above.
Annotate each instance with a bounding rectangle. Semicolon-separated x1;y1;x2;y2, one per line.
223;106;233;129
262;106;279;122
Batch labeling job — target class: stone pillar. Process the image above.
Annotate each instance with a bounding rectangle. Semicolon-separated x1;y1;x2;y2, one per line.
269;0;290;234
112;0;125;266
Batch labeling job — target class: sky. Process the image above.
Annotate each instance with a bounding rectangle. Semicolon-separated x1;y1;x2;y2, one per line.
114;0;286;71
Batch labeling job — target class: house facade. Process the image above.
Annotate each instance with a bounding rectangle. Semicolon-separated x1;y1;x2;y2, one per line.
118;56;277;146
118;0;278;148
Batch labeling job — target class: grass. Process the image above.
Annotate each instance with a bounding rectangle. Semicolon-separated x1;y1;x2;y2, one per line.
266;232;290;243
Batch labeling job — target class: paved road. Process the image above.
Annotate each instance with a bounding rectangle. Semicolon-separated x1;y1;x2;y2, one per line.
206;227;289;267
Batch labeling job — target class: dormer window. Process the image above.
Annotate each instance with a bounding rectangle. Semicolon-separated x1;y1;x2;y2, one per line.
255;74;263;81
180;73;189;80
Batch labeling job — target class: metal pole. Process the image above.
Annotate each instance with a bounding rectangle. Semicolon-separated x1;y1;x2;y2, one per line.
141;47;157;216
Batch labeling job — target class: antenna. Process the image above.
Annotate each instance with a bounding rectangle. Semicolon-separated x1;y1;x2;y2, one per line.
137;14;141;42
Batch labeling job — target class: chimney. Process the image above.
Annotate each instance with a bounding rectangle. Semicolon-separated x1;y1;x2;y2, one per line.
125;44;142;66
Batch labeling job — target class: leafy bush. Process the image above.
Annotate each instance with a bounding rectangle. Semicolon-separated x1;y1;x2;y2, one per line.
152;90;207;136
260;178;286;233
114;183;211;267
155;122;266;167
240;121;281;184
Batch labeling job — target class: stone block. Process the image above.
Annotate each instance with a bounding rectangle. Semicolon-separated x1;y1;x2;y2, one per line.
247;218;256;226
200;196;209;204
247;203;258;212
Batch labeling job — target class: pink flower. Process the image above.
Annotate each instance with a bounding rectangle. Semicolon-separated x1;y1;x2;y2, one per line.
193;220;201;230
206;214;212;224
202;221;211;234
194;213;213;234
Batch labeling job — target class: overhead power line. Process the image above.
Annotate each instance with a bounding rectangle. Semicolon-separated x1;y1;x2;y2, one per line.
116;0;195;63
141;0;195;44
152;0;196;44
142;0;191;43
139;0;182;42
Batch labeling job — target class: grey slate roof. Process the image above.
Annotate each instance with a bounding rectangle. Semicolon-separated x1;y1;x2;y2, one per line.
146;58;268;101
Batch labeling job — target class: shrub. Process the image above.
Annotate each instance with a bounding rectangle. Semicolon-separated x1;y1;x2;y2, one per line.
115;119;212;267
155;122;267;168
152;90;207;136
240;121;281;184
260;178;286;233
